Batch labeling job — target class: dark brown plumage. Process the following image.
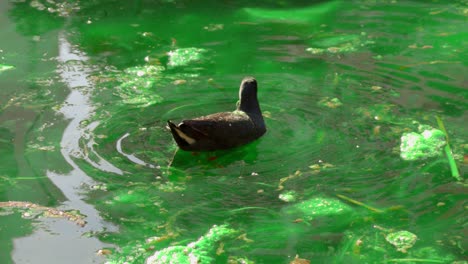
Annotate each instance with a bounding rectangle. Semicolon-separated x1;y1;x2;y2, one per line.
167;77;266;151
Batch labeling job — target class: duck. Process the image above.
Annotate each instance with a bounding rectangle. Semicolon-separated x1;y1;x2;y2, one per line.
167;77;266;151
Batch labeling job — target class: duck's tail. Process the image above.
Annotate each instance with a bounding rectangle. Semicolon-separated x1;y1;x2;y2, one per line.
167;120;196;148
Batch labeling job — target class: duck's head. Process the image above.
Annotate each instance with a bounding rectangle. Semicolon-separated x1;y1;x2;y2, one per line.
239;77;257;100
238;77;261;114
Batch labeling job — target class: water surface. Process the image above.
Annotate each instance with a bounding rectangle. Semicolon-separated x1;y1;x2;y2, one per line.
0;0;466;263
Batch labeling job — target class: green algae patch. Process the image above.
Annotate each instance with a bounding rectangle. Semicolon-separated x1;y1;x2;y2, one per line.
0;64;15;73
285;196;355;222
112;191;147;204
145;224;237;264
400;125;446;161
0;201;86;227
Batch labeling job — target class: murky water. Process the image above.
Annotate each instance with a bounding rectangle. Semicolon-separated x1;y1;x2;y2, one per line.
0;0;466;263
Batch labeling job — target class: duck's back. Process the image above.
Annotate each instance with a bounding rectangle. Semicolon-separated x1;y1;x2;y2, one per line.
179;111;265;150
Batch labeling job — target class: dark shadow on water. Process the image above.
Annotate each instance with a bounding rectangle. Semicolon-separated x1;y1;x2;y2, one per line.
167;140;261;178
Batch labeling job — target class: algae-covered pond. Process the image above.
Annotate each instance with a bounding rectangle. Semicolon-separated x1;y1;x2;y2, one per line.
0;0;466;263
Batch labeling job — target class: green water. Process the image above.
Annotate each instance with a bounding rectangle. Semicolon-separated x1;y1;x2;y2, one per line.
0;0;466;263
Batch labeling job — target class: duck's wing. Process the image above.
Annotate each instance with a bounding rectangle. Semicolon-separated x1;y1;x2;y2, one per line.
183;111;256;139
168;111;264;151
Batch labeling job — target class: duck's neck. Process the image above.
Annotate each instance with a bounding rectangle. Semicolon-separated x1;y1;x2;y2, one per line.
237;96;265;131
238;95;262;116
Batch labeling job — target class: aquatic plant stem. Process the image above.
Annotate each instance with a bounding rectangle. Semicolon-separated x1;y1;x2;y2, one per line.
386;258;446;263
168;148;179;168
229;207;277;214
336;194;384;213
435;116;461;181
443;145;460;180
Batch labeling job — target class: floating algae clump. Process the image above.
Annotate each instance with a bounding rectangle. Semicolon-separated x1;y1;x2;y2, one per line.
0;64;15;73
145;224;236;264
167;48;207;68
279;190;298;203
284;196;354;222
317;97;343;108
400;124;446;161
385;230;417;253
306;33;375;55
